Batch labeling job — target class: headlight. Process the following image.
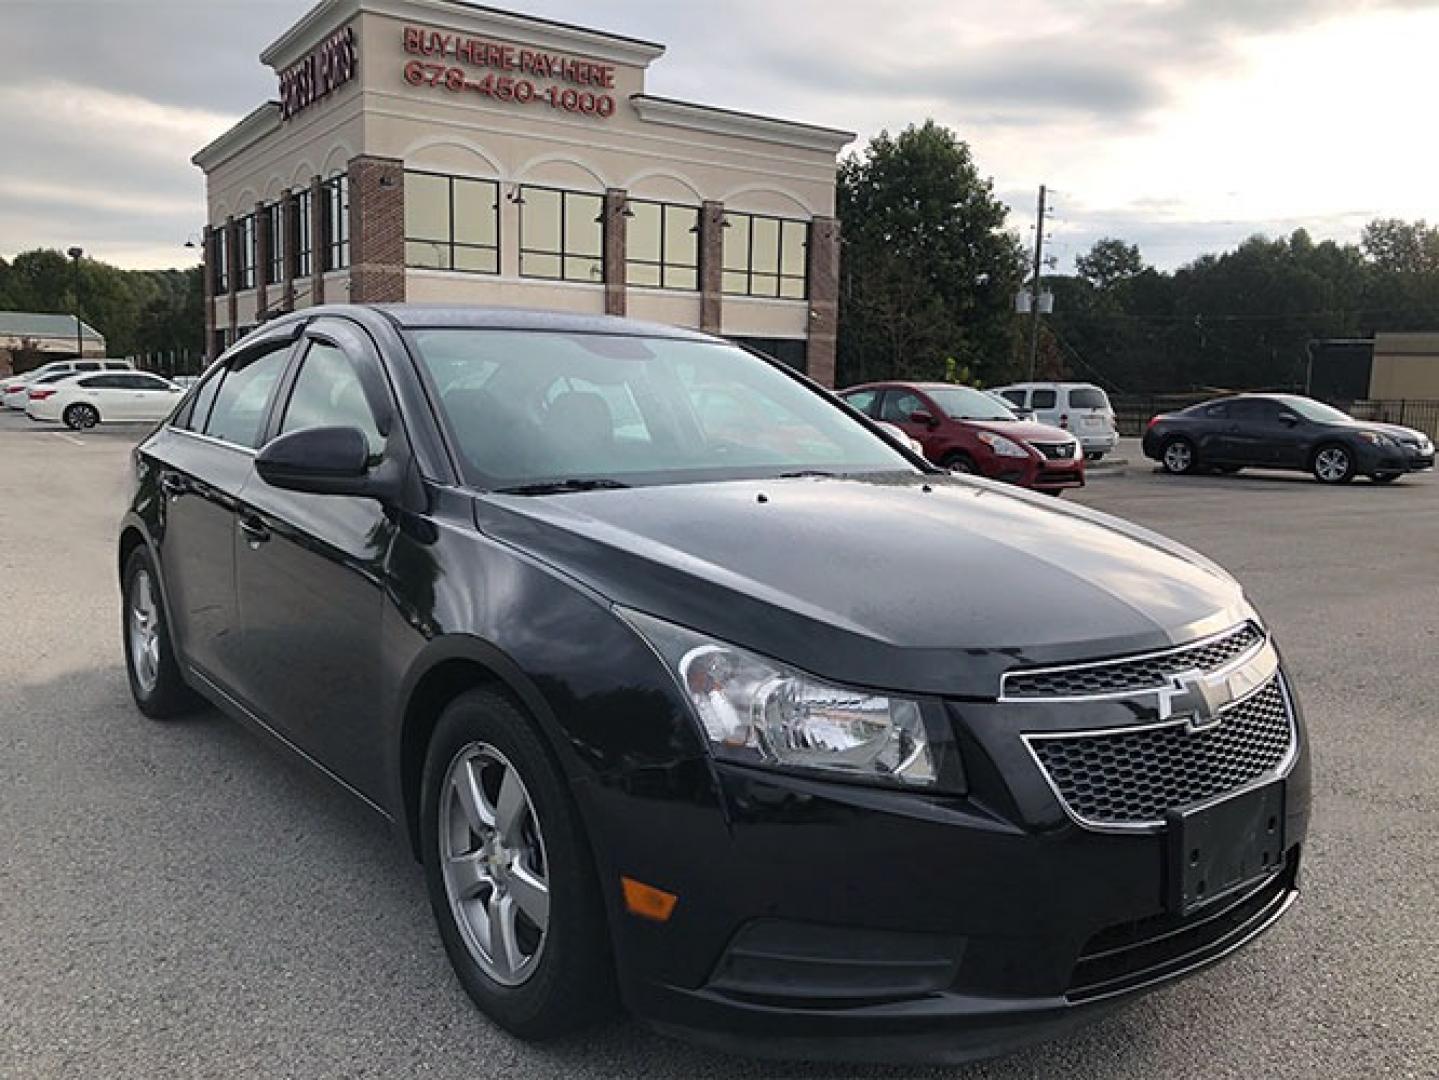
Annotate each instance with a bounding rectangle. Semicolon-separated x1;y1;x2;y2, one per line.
1073;441;1085;461
621;610;943;788
1358;431;1395;447
975;431;1030;458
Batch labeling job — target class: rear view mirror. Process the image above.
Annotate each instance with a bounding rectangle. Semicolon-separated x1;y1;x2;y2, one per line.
256;426;375;497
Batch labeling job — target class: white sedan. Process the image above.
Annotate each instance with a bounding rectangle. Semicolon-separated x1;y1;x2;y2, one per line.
26;371;184;429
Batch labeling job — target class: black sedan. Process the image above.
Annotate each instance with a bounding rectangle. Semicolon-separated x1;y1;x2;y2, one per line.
1143;394;1435;484
118;306;1310;1064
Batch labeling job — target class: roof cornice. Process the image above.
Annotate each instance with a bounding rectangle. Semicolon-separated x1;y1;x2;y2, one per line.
630;95;855;155
191;103;284;172
261;0;665;72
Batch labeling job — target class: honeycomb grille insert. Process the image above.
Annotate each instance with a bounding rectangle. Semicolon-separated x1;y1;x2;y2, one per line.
1004;623;1264;699
1027;677;1293;827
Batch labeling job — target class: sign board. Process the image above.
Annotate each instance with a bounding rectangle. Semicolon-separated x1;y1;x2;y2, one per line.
280;26;358;120
401;26;618;119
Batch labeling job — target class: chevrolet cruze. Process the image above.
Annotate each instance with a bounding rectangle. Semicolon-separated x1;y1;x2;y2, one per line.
118;306;1311;1063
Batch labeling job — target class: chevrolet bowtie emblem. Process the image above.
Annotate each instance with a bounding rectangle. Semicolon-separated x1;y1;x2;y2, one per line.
1154;642;1278;733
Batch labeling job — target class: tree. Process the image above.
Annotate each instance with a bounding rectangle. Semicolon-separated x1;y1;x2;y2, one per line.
1361;218;1439;274
1076;238;1146;292
836;121;1025;386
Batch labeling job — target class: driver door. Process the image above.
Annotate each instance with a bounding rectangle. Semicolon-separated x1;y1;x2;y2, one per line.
232;320;397;801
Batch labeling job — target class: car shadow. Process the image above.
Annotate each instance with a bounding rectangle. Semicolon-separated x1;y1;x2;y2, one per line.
1146;466;1419;489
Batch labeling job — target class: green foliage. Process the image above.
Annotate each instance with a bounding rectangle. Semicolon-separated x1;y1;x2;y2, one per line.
0;249;202;363
837;121;1025;387
1047;223;1439;393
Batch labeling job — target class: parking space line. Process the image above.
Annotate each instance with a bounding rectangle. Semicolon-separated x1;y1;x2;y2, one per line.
52;432;85;447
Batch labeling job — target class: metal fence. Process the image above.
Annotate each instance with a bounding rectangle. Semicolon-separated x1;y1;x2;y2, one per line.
1109;396;1439;439
1349;400;1439;439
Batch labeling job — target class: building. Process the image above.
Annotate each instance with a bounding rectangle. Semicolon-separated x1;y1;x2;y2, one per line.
191;0;854;384
0;311;106;376
1370;333;1439;399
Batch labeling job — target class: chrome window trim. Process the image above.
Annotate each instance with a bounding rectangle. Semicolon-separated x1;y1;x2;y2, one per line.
166;424;258;457
1022;674;1299;835
999;621;1266;703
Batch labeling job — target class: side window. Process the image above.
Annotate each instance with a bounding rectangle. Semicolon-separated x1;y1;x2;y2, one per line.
178;367;225;431
1203;403;1230;420
841;389;880;417
1031;389;1058;410
77;376;109;389
204;348;290;448
880;391;926;424
105;362;131;371
279;342;385;455
1000;389;1027;407
75;361;102;372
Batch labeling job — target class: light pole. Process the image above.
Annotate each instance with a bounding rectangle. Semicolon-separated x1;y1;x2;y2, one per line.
66;246;84;359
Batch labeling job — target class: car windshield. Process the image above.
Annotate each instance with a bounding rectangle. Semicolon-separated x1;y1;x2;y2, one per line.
924;386;1017;421
1280;397;1353;424
410;330;919;490
1068;388;1110;409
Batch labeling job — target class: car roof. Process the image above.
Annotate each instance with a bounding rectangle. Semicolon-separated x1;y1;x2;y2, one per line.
363;304;718;341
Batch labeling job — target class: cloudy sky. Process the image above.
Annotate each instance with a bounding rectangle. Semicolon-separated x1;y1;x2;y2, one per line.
2;0;1436;272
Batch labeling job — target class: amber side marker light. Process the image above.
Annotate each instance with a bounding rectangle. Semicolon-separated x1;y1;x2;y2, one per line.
621;876;678;922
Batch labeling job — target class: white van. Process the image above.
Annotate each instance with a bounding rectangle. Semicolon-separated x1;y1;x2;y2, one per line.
993;382;1119;459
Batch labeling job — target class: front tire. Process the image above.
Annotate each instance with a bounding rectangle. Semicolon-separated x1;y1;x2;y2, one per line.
64;403;99;430
421;689;615;1040
1160;437;1198;475
1312;444;1356;484
941;452;977;474
122;547;199;719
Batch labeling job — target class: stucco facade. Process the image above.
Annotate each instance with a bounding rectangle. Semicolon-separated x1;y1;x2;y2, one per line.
192;0;853;383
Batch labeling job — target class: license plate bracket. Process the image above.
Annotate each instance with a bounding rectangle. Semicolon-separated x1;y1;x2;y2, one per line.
1166;783;1285;916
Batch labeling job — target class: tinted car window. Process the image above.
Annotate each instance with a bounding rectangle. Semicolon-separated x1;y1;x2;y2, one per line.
880;391;926;424
204;349;289;448
178;367;224;432
104;362;131;370
842;389;880;416
75;362;102;371
280;343;384;454
1031;389;1058;409
130;374;174;390
1228;400;1276;422
1000;390;1027;407
80;374;127;389
1200;402;1230;419
1068;388;1109;409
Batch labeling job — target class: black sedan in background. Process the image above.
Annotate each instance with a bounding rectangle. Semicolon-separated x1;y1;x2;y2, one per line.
1144;394;1435;483
119;306;1310;1064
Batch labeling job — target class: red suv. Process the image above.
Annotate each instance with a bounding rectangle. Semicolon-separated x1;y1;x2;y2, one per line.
841;382;1085;494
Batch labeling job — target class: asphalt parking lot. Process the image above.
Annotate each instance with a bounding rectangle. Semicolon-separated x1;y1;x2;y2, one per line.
1;413;1435;1080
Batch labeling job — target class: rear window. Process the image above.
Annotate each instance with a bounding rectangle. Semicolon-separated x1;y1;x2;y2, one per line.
1068;388;1110;410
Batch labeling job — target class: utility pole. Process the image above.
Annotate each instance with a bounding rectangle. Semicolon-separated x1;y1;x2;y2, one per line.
67;246;84;359
1026;185;1047;381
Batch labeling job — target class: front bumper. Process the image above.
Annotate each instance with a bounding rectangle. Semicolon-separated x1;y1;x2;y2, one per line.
588;683;1311;1063
1363;444;1435;474
987;455;1085;491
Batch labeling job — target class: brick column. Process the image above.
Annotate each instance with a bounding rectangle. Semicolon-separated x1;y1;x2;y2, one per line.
225;214;239;332
254;200;270;318
698;200;725;334
805;216;840;387
309;175;326;306
347;156;406;303
201;225;216;361
602;188;628;317
281;189;298;312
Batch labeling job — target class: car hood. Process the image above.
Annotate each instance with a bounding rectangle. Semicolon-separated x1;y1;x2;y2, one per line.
473;473;1251;698
1361;421;1430;444
963;418;1076;444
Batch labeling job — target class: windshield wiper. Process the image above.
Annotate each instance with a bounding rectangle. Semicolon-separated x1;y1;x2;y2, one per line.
777;469;840;479
495;478;631;496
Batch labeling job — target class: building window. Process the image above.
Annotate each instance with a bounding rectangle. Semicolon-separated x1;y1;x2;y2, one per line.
722;212;808;299
293;188;312;278
322;175;349;271
236;214;257;290
212;228;229;294
405;171;499;274
519;186;603;283
626;200;699;291
264;202;285;285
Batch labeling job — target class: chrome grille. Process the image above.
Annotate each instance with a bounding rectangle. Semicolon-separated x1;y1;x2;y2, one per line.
1026;677;1294;828
1003;623;1264;700
1033;441;1077;460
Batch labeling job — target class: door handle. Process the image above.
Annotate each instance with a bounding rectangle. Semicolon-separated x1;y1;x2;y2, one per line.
238;515;271;547
160;474;186;498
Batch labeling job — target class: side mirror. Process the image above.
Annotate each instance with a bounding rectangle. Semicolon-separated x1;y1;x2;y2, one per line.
909;409;938;428
256;426;380;498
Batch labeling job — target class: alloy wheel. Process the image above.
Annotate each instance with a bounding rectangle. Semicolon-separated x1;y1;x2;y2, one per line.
1163;441;1193;473
1315;447;1350;483
128;568;161;694
439;743;551;987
